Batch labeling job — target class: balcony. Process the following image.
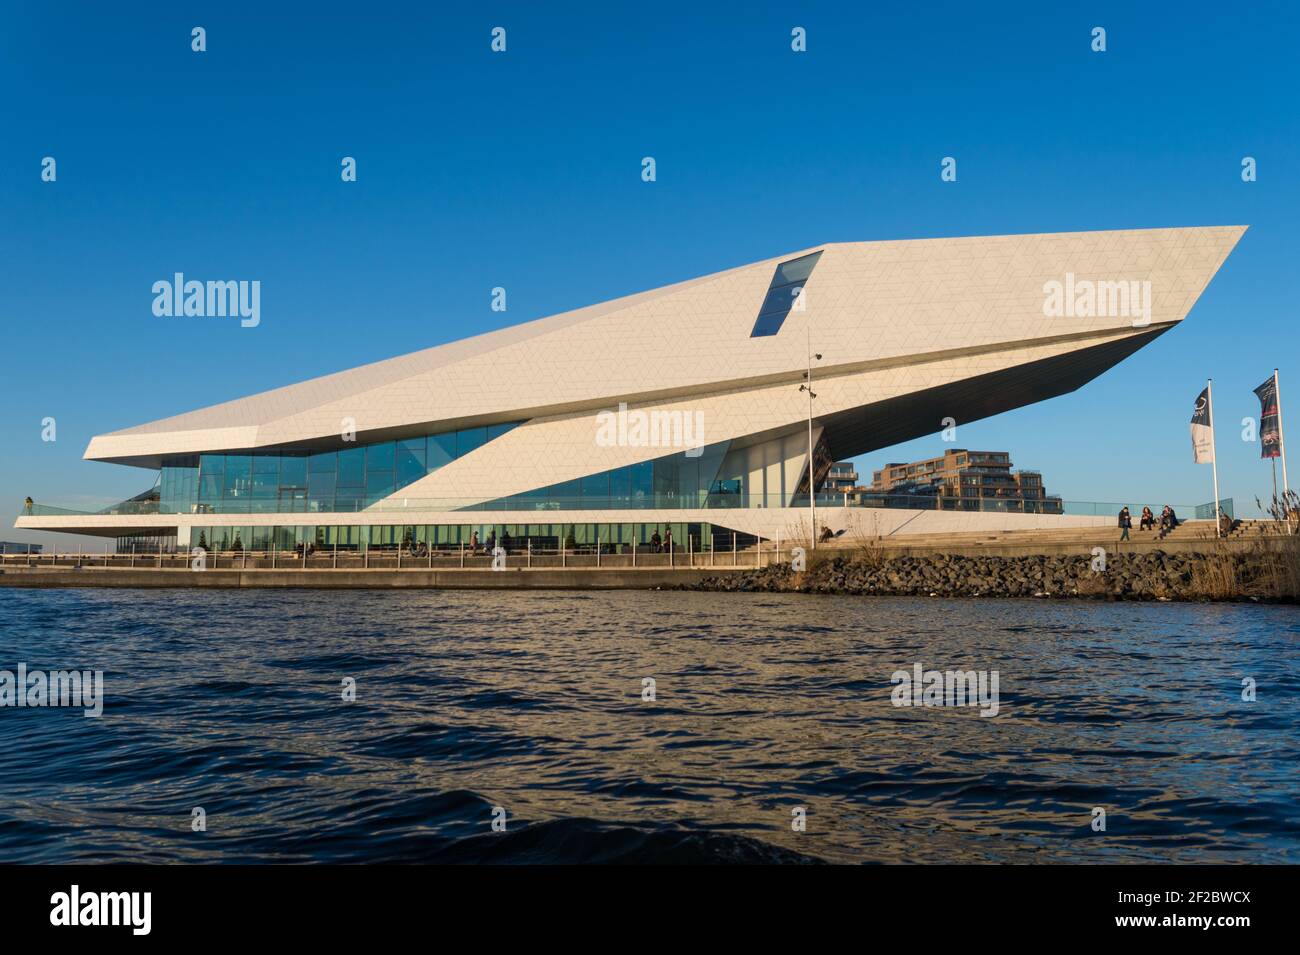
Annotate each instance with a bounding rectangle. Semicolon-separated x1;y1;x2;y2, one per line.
24;500;160;517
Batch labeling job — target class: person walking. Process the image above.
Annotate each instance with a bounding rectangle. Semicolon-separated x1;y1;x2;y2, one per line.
469;530;479;555
1118;506;1132;541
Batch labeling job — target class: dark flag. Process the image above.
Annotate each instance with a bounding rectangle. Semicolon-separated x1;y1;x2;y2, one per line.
1255;375;1281;459
1190;387;1214;463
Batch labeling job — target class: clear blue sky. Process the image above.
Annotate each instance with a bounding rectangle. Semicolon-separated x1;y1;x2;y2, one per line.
3;1;1297;546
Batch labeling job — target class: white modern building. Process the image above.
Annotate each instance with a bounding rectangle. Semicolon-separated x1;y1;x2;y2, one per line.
16;226;1245;553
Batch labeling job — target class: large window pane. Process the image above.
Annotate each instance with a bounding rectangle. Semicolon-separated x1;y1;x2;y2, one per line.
581;472;609;504
395;438;426;486
279;487;307;513
608;466;632;505
751;311;788;337
630;461;653;505
366;470;394;504
751;250;822;338
551;479;580;507
456;427;487;458
308;472;336;512
428;432;456;471
772;250;822;286
366;441;395;473
652;455;680;502
334;489;364;513
751;284;804;337
223;455;252;504
337;447;365;487
252;471;279;499
758;285;803;316
309;451;336;473
280;455;307;486
199;472;222;507
160;463;199;514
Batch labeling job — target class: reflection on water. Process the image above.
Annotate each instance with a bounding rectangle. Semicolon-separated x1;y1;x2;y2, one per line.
0;589;1296;863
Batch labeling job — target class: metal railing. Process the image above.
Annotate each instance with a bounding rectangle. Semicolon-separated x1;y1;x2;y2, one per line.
0;533;783;572
18;494;1233;519
24;501;161;517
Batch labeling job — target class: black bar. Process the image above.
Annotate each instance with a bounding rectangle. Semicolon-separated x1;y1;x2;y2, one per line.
0;863;1284;940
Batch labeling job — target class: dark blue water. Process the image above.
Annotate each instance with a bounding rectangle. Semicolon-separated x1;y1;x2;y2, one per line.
0;588;1296;863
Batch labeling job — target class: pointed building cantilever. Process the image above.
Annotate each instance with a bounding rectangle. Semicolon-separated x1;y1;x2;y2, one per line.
21;226;1246;549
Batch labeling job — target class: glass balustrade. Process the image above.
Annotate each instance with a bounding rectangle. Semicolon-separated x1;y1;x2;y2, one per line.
20;494;1232;518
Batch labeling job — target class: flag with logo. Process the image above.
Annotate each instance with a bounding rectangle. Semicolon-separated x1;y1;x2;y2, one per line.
1190;387;1214;463
1254;374;1281;459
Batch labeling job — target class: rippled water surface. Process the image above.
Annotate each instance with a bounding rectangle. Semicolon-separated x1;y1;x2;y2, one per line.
1;588;1296;863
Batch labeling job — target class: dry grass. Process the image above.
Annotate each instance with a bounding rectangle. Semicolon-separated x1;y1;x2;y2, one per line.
1251;536;1300;599
1188;538;1299;600
1256;489;1300;534
843;510;889;570
782;519;814;555
1189;550;1242;600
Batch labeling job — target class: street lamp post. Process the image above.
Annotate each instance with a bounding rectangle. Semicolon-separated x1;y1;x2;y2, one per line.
799;320;822;550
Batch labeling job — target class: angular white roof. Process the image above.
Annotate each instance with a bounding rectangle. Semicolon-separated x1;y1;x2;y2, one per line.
86;226;1245;469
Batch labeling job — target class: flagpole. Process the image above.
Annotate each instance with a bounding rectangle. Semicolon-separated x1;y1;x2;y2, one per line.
1276;368;1292;530
1275;369;1290;497
1208;377;1222;538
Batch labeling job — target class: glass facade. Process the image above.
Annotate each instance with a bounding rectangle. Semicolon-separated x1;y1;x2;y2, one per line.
157;422;520;515
750;250;823;337
475;440;743;510
187;521;753;553
159;458;198;513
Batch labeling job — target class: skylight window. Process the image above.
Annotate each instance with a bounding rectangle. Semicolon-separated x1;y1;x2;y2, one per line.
750;250;822;337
